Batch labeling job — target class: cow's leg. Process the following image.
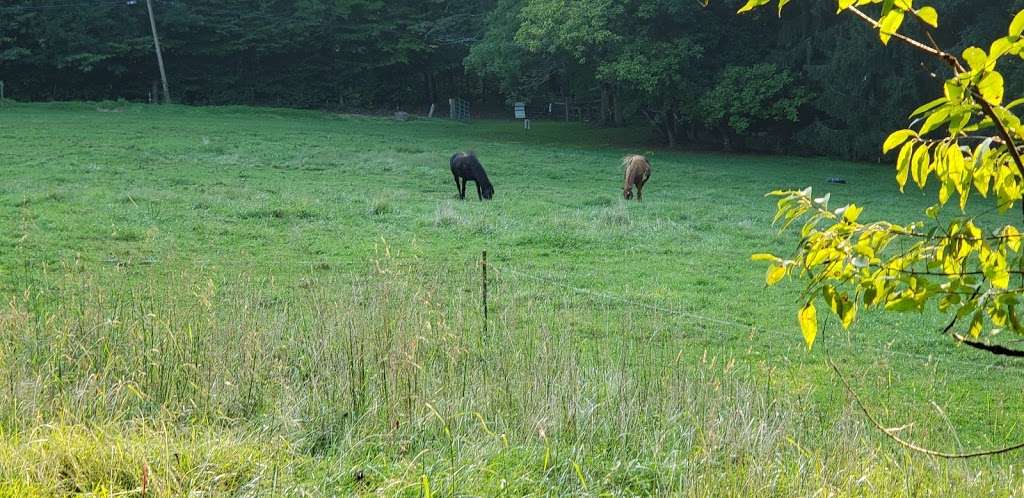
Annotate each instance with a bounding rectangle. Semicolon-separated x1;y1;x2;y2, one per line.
453;172;462;198
459;178;467;199
476;181;483;200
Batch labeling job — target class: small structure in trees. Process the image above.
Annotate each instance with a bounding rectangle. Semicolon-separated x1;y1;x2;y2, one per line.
449;98;470;121
514;101;530;130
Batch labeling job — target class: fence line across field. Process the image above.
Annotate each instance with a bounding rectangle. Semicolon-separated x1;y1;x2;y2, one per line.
21;252;1024;374
485;262;1024;375
492;264;756;332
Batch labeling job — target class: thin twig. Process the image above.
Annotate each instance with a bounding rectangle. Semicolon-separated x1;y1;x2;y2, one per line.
827;355;1024;458
847;7;950;61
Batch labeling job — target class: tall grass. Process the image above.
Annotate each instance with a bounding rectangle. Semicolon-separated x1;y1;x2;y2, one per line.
0;252;1020;495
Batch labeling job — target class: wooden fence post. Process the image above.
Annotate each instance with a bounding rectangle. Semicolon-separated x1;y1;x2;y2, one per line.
481;251;488;335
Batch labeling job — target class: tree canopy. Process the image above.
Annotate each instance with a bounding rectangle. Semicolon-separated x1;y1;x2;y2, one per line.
1;0;1023;158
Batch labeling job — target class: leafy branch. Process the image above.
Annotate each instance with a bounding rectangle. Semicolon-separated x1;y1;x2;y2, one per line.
741;0;1024;356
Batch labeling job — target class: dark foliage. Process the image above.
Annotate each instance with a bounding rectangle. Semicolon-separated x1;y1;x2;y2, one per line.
2;0;1023;159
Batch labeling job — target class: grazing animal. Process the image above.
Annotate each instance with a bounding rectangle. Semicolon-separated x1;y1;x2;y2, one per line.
622;154;652;201
450;152;494;200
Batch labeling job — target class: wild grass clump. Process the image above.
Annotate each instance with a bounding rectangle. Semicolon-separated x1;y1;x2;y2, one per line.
0;423;300;497
239;206;318;221
433;201;464;227
596;203;631;227
368;197;393;216
110;226;145;242
582;194;616;207
43;191;67;203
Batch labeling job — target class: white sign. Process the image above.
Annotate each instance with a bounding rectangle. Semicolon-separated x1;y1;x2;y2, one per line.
514;102;526;119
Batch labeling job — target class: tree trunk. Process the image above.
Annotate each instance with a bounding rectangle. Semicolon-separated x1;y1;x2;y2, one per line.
562;71;570;122
426;71;435;106
613;85;623;127
600;84;609;126
720;127;732;151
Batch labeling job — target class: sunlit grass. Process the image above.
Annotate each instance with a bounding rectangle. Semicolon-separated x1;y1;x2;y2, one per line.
0;102;1023;494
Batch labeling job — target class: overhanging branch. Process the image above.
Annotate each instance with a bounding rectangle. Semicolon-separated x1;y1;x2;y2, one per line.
953;333;1024;357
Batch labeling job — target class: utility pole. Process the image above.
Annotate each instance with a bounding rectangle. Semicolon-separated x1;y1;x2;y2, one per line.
145;0;170;104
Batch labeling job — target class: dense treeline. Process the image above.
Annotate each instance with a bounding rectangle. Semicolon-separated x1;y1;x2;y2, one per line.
1;0;1023;158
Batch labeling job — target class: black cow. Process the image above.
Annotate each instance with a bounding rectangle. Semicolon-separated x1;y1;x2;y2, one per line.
450;152;494;200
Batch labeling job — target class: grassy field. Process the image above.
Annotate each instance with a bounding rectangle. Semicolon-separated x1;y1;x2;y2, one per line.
2;101;1024;496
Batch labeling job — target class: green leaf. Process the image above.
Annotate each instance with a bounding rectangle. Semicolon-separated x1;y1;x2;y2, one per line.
946;143;965;186
943;81;964;102
948;110;971;134
990;37;1013;60
963;47;988;72
990;267;1010;289
777;0;791;16
909;97;946;118
969;313;983;338
939;181;952;205
911;144;931;189
881;0;896;16
751;253;781;262
842;204;864;223
737;0;770;14
824;286;858;330
1011;9;1024;37
799;301;817;350
916;6;937;28
879;9;905;45
978;71;1005;105
883;129;916;153
840;298;857;329
919;106;951;135
1005;97;1024;110
896;142;914;191
885;292;920;311
1005;225;1021;252
766;264;787;285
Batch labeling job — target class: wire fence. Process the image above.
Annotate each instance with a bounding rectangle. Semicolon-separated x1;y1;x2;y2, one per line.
8;250;1024;375
485;261;1024;375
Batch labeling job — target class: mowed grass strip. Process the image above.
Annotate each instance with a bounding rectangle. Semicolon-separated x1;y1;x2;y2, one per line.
0;102;1022;495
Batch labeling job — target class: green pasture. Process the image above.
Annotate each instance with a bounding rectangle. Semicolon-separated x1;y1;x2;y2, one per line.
0;102;1022;496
